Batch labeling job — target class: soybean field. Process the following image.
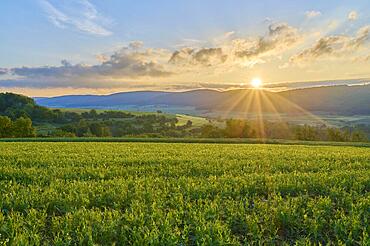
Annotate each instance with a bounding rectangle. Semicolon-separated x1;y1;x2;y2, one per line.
0;142;369;245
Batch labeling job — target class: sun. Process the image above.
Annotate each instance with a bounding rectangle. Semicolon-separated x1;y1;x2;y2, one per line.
251;78;263;88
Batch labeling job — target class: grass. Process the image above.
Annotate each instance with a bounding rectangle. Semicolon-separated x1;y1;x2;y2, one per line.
0;142;369;244
0;137;369;147
175;114;209;127
55;107;177;117
36;108;209;134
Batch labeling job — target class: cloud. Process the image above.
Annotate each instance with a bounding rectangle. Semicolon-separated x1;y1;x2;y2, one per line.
4;22;303;90
40;0;112;36
290;25;370;63
168;48;195;65
353;53;370;63
169;47;227;67
305;10;321;19
348;11;358;21
3;19;370;91
97;48;172;77
174;38;207;48
95;54;109;63
223;31;236;39
234;23;301;59
0;68;8;75
0;78;152;89
128;41;144;50
192;48;228;66
290;36;348;62
13;48;172;79
3;45;173;89
350;26;370;48
169;23;302;69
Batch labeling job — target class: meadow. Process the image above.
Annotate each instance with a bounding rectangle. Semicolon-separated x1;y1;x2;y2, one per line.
0;142;369;245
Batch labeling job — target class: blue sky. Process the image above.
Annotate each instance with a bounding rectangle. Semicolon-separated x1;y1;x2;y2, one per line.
1;0;370;96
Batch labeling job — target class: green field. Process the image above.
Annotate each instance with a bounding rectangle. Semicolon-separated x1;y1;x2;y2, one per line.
35;107;209;135
0;142;369;245
175;114;210;127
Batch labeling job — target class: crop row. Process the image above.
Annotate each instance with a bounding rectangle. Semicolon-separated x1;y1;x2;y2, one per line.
0;142;369;245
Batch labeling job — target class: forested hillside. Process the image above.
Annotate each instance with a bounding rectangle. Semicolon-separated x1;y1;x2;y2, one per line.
0;93;186;138
1;92;369;141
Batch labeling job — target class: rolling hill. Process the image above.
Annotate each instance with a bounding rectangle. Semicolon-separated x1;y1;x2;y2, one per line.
35;85;370;115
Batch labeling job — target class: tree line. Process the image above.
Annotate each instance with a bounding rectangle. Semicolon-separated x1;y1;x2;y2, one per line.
198;119;368;142
0;92;369;142
52;115;184;138
0;93;136;124
0;116;36;138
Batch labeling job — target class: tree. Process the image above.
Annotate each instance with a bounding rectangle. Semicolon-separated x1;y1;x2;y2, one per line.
89;109;98;119
76;120;90;137
350;130;367;142
186;120;193;128
200;124;223;138
12;117;36;137
327;128;348;142
0;116;13;137
142;122;154;133
90;123;111;137
295;125;318;141
225;119;250;138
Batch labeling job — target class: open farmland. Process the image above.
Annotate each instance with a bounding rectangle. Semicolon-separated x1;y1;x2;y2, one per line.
0;142;369;245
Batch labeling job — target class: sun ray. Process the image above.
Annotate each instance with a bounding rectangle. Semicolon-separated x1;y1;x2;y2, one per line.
259;91;292;139
220;89;249;119
254;90;266;140
273;93;331;127
242;90;255;120
218;83;331;140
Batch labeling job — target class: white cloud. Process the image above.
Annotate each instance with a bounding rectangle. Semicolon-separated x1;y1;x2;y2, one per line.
169;47;227;67
305;10;321;19
233;23;302;59
348;11;358;21
10;47;171;80
290;25;370;63
128;41;144;50
2;43;174;89
174;38;207;48
169;23;302;69
3;20;370;90
1;23;304;89
0;68;8;75
40;0;113;36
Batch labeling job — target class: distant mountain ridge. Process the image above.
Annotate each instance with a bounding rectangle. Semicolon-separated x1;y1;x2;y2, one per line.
35;85;370;115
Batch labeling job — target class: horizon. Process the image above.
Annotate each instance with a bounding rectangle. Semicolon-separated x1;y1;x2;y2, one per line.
9;78;370;98
1;1;370;96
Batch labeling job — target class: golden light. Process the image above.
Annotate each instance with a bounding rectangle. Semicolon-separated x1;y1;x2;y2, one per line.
251;78;262;88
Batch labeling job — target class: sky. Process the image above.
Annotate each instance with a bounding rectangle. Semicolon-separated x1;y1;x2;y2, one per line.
1;0;370;96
